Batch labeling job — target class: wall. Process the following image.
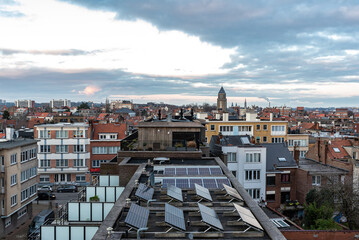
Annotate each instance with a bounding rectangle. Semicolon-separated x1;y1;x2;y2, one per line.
282;230;359;240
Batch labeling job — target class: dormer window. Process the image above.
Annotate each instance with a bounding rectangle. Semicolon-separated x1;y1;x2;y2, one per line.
278;157;286;162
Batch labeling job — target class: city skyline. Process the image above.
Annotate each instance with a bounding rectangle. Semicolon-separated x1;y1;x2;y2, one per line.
1;0;359;107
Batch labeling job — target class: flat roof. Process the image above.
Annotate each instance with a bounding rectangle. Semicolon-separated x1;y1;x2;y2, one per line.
299;158;348;175
0;138;38;150
35;122;89;128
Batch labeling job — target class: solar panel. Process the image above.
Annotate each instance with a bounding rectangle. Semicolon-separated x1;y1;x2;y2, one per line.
216;178;231;188
125;203;149;230
209;168;223;175
189;179;203;188
203;179;217;189
176;168;187;175
234;203;263;231
223;184;243;201
187;168;199;175
164;168;175;175
199;168;211;175
197;203;223;231
135;183;154;201
195;183;212;202
167;185;183;202
162;179;175;188
176;179;189;189
165;203;186;231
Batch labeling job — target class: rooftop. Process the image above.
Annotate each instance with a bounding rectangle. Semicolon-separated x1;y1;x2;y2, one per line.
0;138;38;150
261;143;298;171
299;158;348;175
35;122;89;128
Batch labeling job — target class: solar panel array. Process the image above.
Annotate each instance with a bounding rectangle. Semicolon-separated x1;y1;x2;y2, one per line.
234;203;263;231
164;167;223;175
125;203;149;230
195;184;212;202
197;203;224;231
135;183;154;201
223;184;243;201
165;203;186;231
167;185;183;202
162;178;231;189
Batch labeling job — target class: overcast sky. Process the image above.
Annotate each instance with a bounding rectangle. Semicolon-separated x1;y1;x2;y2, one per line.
1;0;359;107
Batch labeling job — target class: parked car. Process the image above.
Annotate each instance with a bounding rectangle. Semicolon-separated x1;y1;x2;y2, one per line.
57;185;78;193
28;209;55;238
37;192;56;200
38;185;53;192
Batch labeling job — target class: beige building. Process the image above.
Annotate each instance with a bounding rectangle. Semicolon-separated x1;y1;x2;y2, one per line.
110;100;133;110
0;139;38;238
287;134;310;158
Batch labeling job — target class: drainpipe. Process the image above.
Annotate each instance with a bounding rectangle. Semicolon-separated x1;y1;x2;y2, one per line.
137;227;148;239
147;199;156;207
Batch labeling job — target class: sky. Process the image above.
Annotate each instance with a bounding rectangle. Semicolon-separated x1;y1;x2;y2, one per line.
1;0;359;107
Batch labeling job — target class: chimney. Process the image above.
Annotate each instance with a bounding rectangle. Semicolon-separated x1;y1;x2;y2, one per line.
6;127;15;141
270;113;273;121
223;113;229;122
216;113;221;120
293;145;300;165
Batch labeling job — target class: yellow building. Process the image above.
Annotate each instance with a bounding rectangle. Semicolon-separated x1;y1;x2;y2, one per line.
205;113;288;144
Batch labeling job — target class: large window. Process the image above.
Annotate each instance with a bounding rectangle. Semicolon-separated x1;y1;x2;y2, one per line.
40;145;51;153
92;160;108;167
21;148;37;163
73;159;85;167
219;126;233;132
288;139;307;147
245;153;261;163
271;126;285;132
39;130;51;138
73;145;85;153
56;159;68;167
108;146;120;154
56;130;68;138
246;188;260;199
92;147;107;154
238;126;252;132
40;159;51;168
21;167;37;182
227;152;237;162
56;145;68;153
272;137;285;143
245;170;261;180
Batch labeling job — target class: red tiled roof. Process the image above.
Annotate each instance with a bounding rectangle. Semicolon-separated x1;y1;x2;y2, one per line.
91;123;126;140
327;139;352;160
0;133;5;139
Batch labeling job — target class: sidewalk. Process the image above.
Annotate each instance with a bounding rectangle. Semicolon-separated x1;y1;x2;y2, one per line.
3;202;51;240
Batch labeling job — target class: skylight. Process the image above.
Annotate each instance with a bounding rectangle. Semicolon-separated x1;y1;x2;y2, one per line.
333;147;340;153
271;219;290;228
241;137;250;144
278;157;287;162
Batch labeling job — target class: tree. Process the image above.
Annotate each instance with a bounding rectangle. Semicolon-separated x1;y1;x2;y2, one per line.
303;202;337;230
77;102;90;110
2;110;10;119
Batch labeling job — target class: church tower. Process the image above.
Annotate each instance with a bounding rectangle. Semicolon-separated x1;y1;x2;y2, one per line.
217;87;227;112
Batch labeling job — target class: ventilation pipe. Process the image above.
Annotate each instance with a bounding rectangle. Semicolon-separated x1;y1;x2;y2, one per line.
137;227;148;239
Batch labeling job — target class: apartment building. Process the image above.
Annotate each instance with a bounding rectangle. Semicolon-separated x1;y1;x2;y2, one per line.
50;99;71;108
287;134;310;158
0;138;38;238
35;123;90;185
205;112;288;144
15;100;35;108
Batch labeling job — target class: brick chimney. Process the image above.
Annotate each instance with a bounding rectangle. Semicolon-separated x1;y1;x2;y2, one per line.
293;145;300;165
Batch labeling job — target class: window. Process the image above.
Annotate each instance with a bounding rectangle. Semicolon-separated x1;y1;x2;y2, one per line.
5;217;11;228
56;130;68;138
272;137;285;143
288;139;307;147
263;136;267;143
73;130;84;138
92;147;107;154
11;194;17;207
281;174;290;183
312;175;321;186
92;160;108;167
300;151;306;158
219;126;233;132
333;147;340;153
210;125;215;131
256;125;261;130
21;167;37;183
108;146;120;154
39;130;51;138
40;145;51;153
227;152;237;162
56;145;68;153
73;145;85;153
278;157;286;162
76;175;86;182
267;176;276;186
56;159;68;167
266;194;275;201
110;134;117;139
245;170;261;180
271;125;285;132
232;171;237;177
263;125;268;130
40;159;51;168
238;126;252;132
246;188;260;199
99;134;107;139
18;207;27;219
73;159;84;167
256;136;260;143
246;153;261;163
11;174;17;186
39;175;50;183
11;153;17;165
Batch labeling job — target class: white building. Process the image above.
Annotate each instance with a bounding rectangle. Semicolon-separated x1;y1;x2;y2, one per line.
34;123;90;185
50;99;71;108
15;100;34;108
210;135;267;201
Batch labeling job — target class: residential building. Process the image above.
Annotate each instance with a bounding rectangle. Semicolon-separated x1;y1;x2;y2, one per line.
354;122;359;134
217;87;227;112
287;134;310;158
110;100;133;110
15;100;35;108
0;138;38;238
89;122;126;179
34;123;90;185
205;112;288;144
50;99;71;108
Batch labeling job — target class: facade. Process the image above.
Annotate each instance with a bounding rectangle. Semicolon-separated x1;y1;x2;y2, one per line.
217;87;227;112
34;123;90;185
50;99;71;108
110;100;133;110
287;134;310;158
0;139;38;238
89;122;126;178
15;100;35;108
205;115;288;144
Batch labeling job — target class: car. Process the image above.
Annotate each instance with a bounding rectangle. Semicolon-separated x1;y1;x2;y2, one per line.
28;209;55;238
57;185;78;193
37;192;56;200
38;185;53;192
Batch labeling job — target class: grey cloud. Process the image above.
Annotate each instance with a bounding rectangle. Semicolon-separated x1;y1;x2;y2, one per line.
0;48;103;56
